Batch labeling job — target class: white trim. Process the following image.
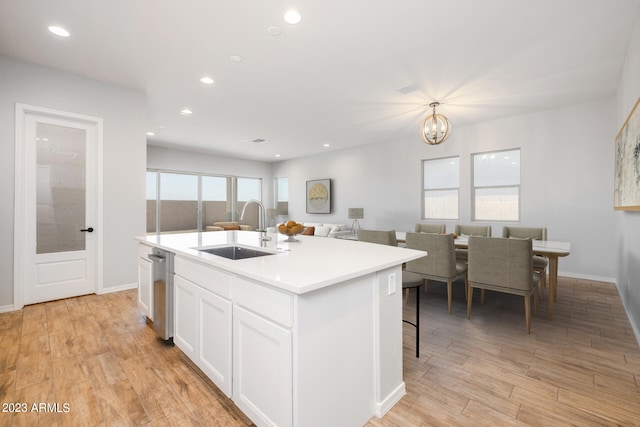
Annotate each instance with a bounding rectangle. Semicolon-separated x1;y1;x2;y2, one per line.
0;304;16;314
14;103;104;309
559;271;616;284
98;282;138;295
375;382;406;418
614;280;640;347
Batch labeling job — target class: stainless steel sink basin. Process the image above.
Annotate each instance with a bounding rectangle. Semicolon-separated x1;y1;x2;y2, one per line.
197;245;276;260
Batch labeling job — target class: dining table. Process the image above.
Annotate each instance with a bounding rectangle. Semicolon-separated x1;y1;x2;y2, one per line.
395;232;571;320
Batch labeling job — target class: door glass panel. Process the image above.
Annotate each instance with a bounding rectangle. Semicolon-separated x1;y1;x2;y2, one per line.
159;172;198;233
237;177;261;230
202;176;230;229
146;171;157;233
36;123;86;254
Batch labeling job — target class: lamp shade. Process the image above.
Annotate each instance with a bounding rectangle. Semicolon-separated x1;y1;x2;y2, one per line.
348;208;364;220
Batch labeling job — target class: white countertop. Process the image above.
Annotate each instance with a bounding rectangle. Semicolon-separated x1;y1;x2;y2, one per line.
136;231;426;294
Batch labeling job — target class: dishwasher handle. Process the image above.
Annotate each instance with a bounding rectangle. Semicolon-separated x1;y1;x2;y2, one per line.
148;254;166;263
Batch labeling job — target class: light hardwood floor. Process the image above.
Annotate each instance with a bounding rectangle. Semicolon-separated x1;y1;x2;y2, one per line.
0;276;638;426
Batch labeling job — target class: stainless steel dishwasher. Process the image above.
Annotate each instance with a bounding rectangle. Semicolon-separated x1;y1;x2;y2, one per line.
148;248;174;343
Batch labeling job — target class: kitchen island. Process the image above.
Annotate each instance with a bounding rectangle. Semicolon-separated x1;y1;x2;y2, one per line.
136;230;425;427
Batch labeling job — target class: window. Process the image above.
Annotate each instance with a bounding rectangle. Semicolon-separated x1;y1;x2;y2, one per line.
422;157;459;220
275;177;288;215
202;176;230;230
472;149;520;221
146;171;263;233
236;177;262;229
159;172;198;233
146;171;157;233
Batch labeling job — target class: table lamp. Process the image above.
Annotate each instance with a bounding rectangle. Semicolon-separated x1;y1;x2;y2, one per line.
348;208;364;233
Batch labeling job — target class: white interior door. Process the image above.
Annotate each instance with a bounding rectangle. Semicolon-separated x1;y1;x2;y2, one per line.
15;105;101;306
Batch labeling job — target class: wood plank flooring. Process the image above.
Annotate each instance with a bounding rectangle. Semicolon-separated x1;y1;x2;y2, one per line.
0;276;638;426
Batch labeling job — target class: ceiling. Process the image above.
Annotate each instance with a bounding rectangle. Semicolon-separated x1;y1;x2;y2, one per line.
1;0;639;162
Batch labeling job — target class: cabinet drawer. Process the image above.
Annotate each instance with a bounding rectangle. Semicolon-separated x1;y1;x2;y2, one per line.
234;276;293;328
138;243;153;259
175;256;232;299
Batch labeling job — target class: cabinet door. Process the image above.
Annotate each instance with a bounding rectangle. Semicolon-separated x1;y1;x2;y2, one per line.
174;275;197;358
137;257;153;319
233;305;292;427
197;287;232;397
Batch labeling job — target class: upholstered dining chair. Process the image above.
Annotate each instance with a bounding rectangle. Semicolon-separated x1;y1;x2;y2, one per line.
357;229;422;357
453;224;492;262
467;237;540;334
357;229;397;246
414;223;446;234
502;226;549;300
405;232;468;315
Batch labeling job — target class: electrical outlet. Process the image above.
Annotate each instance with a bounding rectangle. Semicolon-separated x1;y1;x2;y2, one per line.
388;273;397;295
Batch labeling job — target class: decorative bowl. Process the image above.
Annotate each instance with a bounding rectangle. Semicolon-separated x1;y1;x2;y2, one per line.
278;221;304;242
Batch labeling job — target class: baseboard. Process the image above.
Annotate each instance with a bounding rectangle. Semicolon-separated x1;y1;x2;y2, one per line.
98;282;138;294
375;382;406;418
613;281;640;348
0;304;16;313
559;271;616;284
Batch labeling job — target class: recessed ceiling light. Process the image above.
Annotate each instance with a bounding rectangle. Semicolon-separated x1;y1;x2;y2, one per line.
159;125;166;129
230;55;243;63
284;10;302;24
268;26;282;36
323;143;331;147
180;109;193;116
146;132;155;136
275;154;281;158
200;76;214;85
48;26;70;37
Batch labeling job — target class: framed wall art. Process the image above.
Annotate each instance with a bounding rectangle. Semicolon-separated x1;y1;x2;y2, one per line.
306;179;331;214
614;96;640;210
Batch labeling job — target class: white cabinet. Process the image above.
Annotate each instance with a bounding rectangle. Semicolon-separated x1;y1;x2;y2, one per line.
137;244;153;320
233;305;292;427
174;256;233;397
197;287;232;397
232;276;293;427
174;275;197;358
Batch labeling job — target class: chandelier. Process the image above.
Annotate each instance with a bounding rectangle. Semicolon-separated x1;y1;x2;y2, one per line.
420;102;451;145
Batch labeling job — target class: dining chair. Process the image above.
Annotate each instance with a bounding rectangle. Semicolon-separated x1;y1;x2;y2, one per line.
467;236;540;334
502;226;549;300
357;229;397;246
453;224;492;262
405;232;468;315
414;223;446;234
357;229;422;357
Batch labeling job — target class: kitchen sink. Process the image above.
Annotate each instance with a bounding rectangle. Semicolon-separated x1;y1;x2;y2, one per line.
197;245;276;260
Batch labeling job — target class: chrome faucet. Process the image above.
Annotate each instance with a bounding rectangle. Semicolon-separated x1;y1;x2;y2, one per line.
240;199;271;241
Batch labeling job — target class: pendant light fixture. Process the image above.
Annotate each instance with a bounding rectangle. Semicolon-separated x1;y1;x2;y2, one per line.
420;102;451;145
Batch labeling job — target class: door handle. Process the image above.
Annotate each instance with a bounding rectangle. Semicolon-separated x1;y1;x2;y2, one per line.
80;227;94;233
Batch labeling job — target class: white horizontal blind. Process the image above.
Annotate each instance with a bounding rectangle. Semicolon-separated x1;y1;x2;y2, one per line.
472;149;520;221
423;156;459;220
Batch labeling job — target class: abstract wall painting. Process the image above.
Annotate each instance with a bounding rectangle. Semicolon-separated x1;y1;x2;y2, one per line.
306;179;331;214
615;96;640;211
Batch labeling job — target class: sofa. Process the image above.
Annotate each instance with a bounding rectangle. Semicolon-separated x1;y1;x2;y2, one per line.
301;222;351;238
205;221;254;232
267;222;351;238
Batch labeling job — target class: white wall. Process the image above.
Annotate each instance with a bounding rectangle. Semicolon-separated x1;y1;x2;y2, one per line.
0;55;147;307
615;12;640;341
272;97;617;282
147;145;275;207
